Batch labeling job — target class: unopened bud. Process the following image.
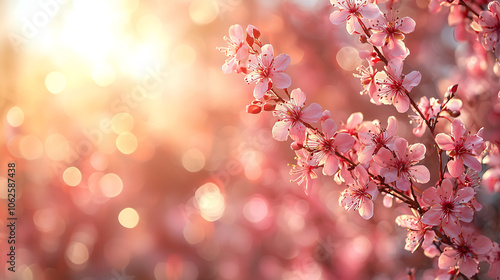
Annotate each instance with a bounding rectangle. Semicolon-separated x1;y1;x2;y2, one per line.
445;84;458;99
263;103;276;111
290;142;303;150
246;104;262;114
447;109;461;118
359;35;368;44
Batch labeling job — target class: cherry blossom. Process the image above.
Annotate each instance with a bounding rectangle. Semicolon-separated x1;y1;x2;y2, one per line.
438;227;492;278
339;166;378;219
245;44;292;99
354;64;379;104
396;213;436;253
369;12;416;59
358;116;398;164
487;242;500;279
410;96;441;137
272;88;322;143
376;58;422;113
218;24;249;74
471;1;500;54
435;119;485;178
329;0;381;34
421;179;474;237
374;138;430;191
307;119;355;176
290;149;318;195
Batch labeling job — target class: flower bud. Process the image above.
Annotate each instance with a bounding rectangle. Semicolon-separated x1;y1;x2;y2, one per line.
246;104;262;114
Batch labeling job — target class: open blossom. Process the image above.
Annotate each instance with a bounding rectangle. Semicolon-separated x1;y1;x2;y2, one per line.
374;138;430;191
396;213;435;253
369;12;416;59
411;96;441;137
421;179;474;237
435;119;485;178
339;166;378;219
376;58;422;113
218;24;249;74
354;64;379;103
307;119;355;176
438;227;492;278
471;1;500;53
329;0;381;34
290;149;318;195
272;88;322;143
358;116;398;164
245;44;292;99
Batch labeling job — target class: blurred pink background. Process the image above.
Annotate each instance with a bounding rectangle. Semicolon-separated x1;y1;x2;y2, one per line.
1;0;499;279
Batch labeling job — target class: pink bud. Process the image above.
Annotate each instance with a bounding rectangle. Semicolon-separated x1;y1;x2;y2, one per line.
246;104;262;114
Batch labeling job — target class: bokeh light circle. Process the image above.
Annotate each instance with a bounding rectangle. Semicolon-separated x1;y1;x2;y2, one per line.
45;71;67;94
6;106;24;127
118;208;139;228
99;173;123;197
63;167;82;187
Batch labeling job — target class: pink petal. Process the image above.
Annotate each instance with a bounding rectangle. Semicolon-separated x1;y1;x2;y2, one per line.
381;167;398;183
235;44;249;60
408;143;426;162
369;32;387;47
421;207;442;226
387;58;404;80
403;71;422;90
347;112;363;128
396;177;411;191
464;135;484;152
272;120;291;141
395;215;419;230
439;248;459;269
409;165;430;183
272;53;291;72
442;215;461;237
290;88;306;106
358;145;375;164
374;147;393;167
471;235;493;255
451;119;466;138
360;3;381;19
455;187;474;203
386;116;398;137
440;179;454;201
394;138;408;159
457;256;478;278
422;187;440;205
260;44;274;68
359;199;374;219
301;103;323;123
334;133;355;153
253;79;270;99
222;58;237;74
270;72;291;89
394;93;410;113
365;181;378;199
322;118;338;139
435;133;455;150
447;158;465;177
323;154;339;176
289;122;306;143
461;154;482;172
329;10;350;25
228;24;244;42
455;205;474;222
397;17;416;33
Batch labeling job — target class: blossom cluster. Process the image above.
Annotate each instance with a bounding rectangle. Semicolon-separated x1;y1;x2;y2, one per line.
218;0;500;278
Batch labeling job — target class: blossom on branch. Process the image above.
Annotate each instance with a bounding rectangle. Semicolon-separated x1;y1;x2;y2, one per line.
218;24;249;74
471;1;500;55
245;44;292;99
329;0;381;34
395;213;435;253
339;165;378;219
435;119;485;178
369;11;416;59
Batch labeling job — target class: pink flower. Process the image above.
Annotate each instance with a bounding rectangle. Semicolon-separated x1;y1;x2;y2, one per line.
421;179;474;237
471;1;500;53
329;0;381;34
369;12;416;58
395;213;435;253
358;116;398;164
376;58;422;113
307;119;355;176
354;64;379;103
272;88;322;143
218;24;249;74
374;138;430;191
487;242;500;279
483;168;500;192
435;119;485;178
339;166;378;219
438;227;492;278
411;96;441;137
290;149;318;195
245;44;292;99
457;170;483;211
340;112;364;136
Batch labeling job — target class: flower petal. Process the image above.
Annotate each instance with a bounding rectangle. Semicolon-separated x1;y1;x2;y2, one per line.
397;17;416;33
409;165;430;183
260;44;275;68
421;206;442;226
270;72;291;89
435;133;455;150
272;53;291;72
329;10;350;25
301;103;323;123
358;199;374;219
272;120;290;141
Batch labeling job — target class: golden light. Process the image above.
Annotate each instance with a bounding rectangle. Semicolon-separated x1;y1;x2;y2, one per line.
45;71;66;94
189;0;219;25
6;106;24;127
136;15;163;37
45;134;70;161
63;167;82;187
66;242;89;265
91;62;116;87
99;173;123;197
116;132;138;155
195;183;225;222
111;113;134;134
181;148;206;172
118;207;140;229
172;44;197;68
336;46;362;71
